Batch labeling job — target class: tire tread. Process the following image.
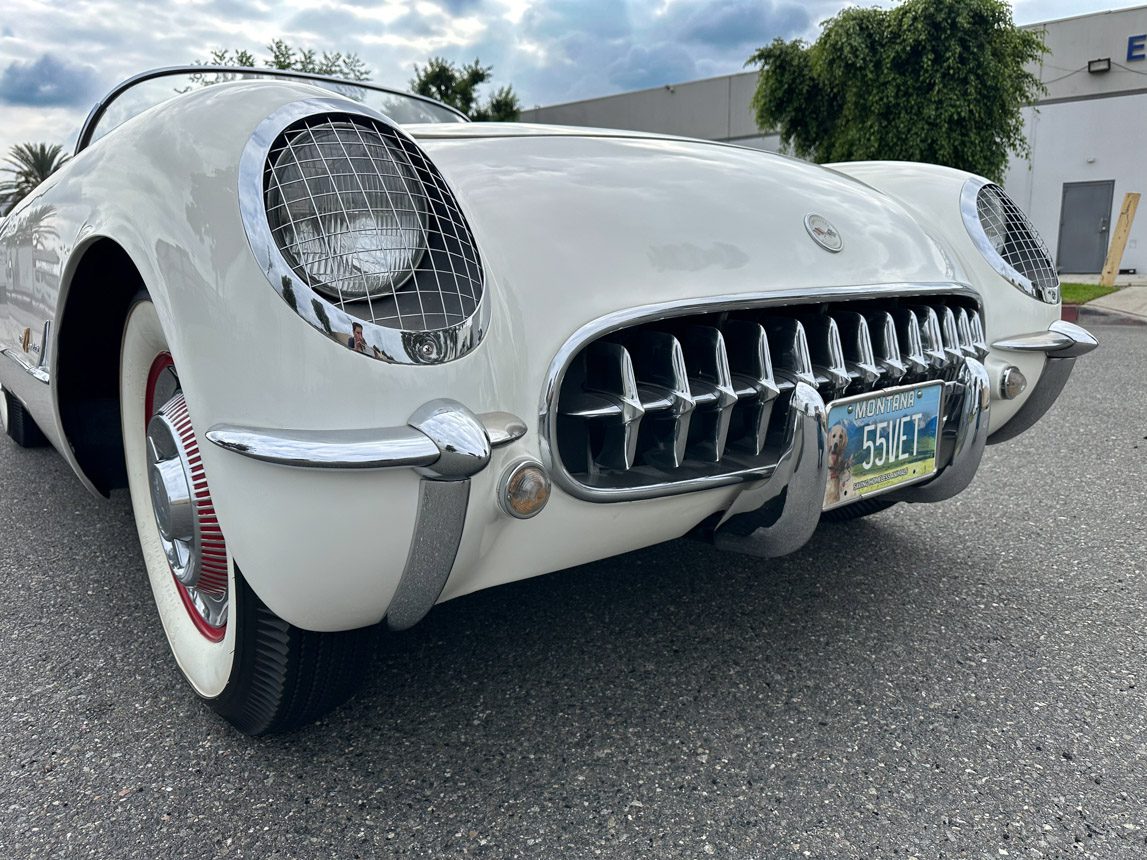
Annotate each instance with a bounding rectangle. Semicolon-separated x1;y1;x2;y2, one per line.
820;497;898;523
208;568;377;736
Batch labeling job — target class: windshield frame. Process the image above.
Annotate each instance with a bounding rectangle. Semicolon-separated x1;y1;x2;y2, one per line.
75;65;469;155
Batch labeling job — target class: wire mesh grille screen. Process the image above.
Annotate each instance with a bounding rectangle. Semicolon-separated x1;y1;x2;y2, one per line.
264;114;483;332
976;184;1059;299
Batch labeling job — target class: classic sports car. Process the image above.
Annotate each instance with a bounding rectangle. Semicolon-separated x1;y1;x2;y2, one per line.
0;67;1096;734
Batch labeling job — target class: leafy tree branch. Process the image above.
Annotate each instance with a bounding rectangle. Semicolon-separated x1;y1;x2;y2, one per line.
747;0;1047;182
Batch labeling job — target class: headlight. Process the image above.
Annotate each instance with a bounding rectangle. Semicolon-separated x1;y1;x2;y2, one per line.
266;118;428;301
240;100;487;365
961;179;1059;304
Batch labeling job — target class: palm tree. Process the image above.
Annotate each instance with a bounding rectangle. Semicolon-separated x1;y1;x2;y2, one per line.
0;143;69;215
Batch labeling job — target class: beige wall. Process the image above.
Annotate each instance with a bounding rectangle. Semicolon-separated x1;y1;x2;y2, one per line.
1033;6;1147;103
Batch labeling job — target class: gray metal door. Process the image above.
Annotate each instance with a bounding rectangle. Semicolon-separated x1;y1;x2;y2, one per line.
1056;180;1114;273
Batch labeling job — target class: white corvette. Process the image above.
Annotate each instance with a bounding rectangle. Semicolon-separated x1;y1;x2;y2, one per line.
0;67;1096;733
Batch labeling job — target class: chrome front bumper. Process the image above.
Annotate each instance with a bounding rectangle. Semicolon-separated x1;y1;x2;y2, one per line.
987;320;1098;445
711;356;992;558
207;402;525;631
203;320;1092;620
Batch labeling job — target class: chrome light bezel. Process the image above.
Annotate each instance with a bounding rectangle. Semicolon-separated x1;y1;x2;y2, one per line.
239;97;489;365
960;177;1059;305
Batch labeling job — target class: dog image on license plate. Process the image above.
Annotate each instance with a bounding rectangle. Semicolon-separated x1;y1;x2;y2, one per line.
822;381;944;511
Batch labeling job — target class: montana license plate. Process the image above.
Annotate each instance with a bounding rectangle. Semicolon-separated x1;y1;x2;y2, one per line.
822;381;944;511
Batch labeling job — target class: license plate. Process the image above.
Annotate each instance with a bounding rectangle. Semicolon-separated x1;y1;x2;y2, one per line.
822;381;944;511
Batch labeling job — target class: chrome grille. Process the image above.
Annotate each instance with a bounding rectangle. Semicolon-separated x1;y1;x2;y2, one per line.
976;184;1059;302
554;296;986;495
264;114;483;332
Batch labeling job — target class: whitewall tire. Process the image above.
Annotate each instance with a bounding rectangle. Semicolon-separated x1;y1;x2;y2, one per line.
121;297;377;734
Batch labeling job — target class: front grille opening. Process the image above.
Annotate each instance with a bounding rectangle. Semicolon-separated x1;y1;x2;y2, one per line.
264;113;483;333
554;295;985;494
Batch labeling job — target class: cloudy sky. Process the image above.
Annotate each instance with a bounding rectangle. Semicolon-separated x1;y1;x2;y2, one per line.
0;0;1141;157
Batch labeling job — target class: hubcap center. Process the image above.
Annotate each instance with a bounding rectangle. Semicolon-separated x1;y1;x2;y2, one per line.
149;456;194;542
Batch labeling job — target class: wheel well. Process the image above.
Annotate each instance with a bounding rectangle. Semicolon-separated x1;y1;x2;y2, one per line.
57;239;145;496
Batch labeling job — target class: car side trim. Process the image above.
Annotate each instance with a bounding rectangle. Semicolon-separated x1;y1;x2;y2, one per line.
0;321;53;384
1;347;50;384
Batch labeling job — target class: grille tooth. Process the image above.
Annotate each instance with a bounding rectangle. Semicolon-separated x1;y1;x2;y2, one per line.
864;311;908;384
937;305;965;364
682;326;738;463
911;306;948;371
558;341;644;472
798;316;851;397
890;309;929;377
762;318;816;390
954;308;977;358
836;312;882;390
623;331;695;468
721;320;780;456
967;311;989;360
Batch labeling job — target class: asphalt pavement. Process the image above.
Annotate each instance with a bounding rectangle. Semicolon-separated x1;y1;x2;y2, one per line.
1;318;1144;859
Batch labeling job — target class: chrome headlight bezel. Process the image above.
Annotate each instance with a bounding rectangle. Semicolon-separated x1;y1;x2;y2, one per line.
960;177;1059;305
239;97;488;365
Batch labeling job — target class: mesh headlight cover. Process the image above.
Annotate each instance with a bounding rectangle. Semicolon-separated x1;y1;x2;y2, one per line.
266;117;427;301
972;183;1059;303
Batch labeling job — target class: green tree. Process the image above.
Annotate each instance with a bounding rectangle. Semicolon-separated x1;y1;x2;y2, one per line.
203;39;371;81
410;57;521;121
747;0;1046;182
0;143;69;214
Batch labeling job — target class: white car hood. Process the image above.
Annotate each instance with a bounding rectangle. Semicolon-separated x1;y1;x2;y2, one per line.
412;123;963;311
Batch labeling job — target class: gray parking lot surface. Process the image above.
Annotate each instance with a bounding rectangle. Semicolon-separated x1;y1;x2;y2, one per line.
1;319;1144;859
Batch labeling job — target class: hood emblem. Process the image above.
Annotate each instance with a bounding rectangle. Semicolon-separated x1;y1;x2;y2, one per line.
804;214;843;253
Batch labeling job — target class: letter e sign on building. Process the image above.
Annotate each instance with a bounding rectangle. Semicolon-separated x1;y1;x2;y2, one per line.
1129;34;1147;62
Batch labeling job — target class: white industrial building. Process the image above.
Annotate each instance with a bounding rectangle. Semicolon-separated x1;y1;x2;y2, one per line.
521;5;1147;275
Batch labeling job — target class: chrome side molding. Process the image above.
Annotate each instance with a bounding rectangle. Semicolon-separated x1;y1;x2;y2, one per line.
1;320;53;384
988;320;1097;445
